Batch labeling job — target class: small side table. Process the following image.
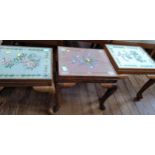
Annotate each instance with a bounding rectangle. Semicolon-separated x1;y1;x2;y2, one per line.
0;45;57;113
55;47;126;111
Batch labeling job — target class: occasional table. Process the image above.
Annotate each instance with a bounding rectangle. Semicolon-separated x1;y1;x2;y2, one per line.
105;44;155;74
134;50;155;101
55;47;126;110
0;45;57;113
105;44;155;101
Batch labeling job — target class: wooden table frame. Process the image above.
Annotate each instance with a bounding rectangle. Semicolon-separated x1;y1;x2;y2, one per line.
0;47;57;114
104;44;155;74
54;75;118;111
134;49;155;101
53;49;124;112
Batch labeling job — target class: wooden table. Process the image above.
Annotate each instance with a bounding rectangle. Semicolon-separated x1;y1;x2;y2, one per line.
134;45;155;101
0;45;57;113
104;44;155;102
55;47;126;111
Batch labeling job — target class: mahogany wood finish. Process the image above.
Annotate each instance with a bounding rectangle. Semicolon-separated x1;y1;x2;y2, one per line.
99;84;117;110
55;79;118;111
55;47;126;111
134;50;155;101
134;48;155;101
0;79;52;87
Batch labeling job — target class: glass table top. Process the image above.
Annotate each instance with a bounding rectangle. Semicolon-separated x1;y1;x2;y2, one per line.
0;46;52;79
58;47;118;77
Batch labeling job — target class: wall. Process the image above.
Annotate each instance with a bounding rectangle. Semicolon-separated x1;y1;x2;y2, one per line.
0;40;155;45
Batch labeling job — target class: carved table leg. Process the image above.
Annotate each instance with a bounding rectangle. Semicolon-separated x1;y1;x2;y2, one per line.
134;79;155;101
99;85;118;110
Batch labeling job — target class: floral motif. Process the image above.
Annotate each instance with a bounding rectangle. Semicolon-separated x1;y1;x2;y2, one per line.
22;54;40;70
0;53;40;70
72;53;98;69
1;58;15;68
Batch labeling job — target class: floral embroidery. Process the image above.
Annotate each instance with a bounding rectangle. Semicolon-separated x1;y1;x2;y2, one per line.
0;46;52;79
0;53;40;70
22;54;40;70
72;53;98;69
1;58;15;68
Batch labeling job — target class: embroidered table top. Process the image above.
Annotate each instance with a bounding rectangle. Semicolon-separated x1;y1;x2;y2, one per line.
0;46;52;79
58;47;118;77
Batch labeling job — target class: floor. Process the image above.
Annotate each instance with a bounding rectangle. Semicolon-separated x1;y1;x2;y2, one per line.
0;75;155;115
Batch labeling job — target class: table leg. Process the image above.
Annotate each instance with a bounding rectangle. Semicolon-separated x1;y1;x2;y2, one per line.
48;84;60;114
99;85;118;110
134;79;155;101
52;83;60;113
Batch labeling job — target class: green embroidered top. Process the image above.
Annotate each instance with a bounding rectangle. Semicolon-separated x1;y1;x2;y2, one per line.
0;46;52;79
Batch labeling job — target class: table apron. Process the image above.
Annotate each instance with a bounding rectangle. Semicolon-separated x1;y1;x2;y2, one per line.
0;80;52;87
57;78;118;83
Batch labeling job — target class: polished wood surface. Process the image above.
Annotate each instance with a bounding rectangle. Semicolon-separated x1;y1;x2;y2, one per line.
57;47;125;80
55;47;127;111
